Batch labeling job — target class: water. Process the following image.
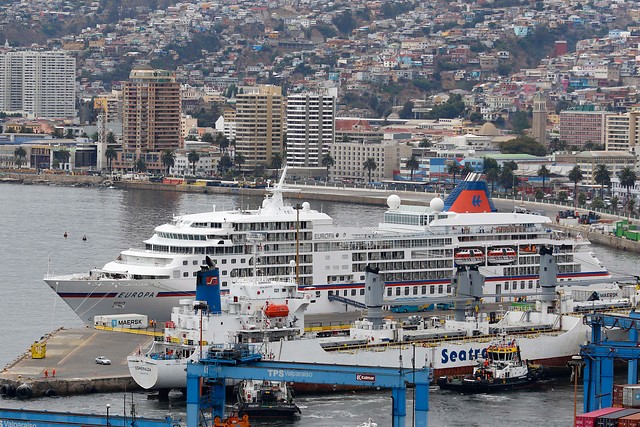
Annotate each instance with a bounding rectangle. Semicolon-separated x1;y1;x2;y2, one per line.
0;183;628;425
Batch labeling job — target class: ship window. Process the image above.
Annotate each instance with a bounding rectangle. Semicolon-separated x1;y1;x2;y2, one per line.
413;287;418;295
504;282;509;290
395;287;401;296
421;286;426;294
520;281;525;289
232;259;236;263
343;290;348;296
351;289;356;296
404;287;409;296
183;261;188;266
328;290;334;296
192;260;198;265
360;289;365;295
387;288;392;297
316;291;321;298
438;285;443;294
528;280;533;289
222;259;227;264
193;272;197;276
430;286;435;294
183;272;189;277
222;270;227;275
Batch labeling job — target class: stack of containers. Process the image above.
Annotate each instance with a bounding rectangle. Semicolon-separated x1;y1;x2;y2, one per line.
623;386;640;409
576;408;624;427
619;413;640;427
596;409;640;426
614;385;636;408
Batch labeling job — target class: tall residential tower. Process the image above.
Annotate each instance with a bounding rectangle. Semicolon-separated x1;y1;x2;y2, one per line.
286;93;335;168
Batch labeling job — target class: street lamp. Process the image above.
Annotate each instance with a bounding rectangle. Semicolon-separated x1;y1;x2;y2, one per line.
106;404;110;427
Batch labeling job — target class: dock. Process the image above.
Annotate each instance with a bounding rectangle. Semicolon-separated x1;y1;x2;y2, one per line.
0;327;152;397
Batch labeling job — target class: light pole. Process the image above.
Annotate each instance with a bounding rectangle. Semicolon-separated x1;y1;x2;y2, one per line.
106;404;110;427
568;355;585;427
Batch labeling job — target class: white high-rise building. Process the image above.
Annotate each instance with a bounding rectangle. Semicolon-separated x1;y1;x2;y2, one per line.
0;51;76;118
286;93;335;168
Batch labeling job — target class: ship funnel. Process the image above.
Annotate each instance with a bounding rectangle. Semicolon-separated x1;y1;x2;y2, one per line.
364;265;384;326
195;268;222;314
538;245;558;306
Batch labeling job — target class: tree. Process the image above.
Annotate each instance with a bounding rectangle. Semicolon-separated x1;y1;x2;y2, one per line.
234;153;245;171
568;165;583;207
270;153;283;177
537;165;550;192
187;150;200;175
483;157;499;173
161;149;176;176
14;146;26;169
363;157;377;183
511;110;530;134
399;101;414;120
405;155;420;181
107;131;116;145
217;154;233;174
461;163;474;179
446;160;460;184
486;167;500;193
135;157;147;173
499;166;516;193
321;153;334;180
618;166;637;216
201;133;214;143
593;164;611;200
499;136;547;156
65;129;74;139
105;146;117;172
611;195;620;213
57;149;71;169
548;137;566;152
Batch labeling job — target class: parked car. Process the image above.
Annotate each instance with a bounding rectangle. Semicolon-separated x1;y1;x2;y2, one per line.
95;356;111;365
390;304;433;313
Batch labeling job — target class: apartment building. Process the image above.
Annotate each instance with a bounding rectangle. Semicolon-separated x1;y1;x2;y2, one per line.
286;93;335;168
235;85;283;171
605;109;640;153
329;140;413;183
0;51;76;118
559;110;609;148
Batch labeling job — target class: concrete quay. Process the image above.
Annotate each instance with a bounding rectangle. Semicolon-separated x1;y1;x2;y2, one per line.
0;328;152;398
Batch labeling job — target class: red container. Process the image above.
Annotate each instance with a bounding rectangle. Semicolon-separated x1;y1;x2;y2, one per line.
576;408;623;427
619;413;640;427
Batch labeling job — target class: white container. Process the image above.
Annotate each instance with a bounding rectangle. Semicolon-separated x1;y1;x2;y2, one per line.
94;314;149;329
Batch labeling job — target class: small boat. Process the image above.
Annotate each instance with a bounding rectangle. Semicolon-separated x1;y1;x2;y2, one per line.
436;336;545;394
357;418;378;427
235;379;301;419
486;247;517;264
454;248;485;265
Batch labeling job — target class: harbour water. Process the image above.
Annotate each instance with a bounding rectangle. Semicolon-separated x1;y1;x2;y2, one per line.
0;183;635;425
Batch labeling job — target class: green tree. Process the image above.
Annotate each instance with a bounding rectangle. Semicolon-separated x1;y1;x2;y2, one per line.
548;137;566;152
593;164;611;200
201;133;214;143
499;136;547;156
483;157;499;173
65;129;74;139
321;153;335;180
427;94;465;120
187;150;200;175
234;153;245;171
511;110;530;134
105;146;117;172
578;192;587;206
57;149;71;169
363;157;377;183
135;157;147;173
107;131;116;145
611;195;620;213
485;167;500;193
405;155;420;181
332;10;356;35
270;153;283;177
161;149;176;176
461;163;474;179
399;101;414;120
14;146;26;169
446;160;460;184
568;166;583;208
217;154;233;174
618;166;637;216
537;164;551;192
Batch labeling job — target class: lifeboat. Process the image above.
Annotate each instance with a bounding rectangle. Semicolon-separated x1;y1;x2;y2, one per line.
486;247;517;264
454;248;485;266
264;304;289;318
520;244;537;254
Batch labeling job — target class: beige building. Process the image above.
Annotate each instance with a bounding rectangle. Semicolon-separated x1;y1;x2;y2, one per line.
575;150;636;185
605;109;640;153
329;140;413;182
120;65;181;173
235;85;283;171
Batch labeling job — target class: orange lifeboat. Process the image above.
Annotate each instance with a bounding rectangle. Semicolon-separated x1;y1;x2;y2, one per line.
454;248;485;266
486;247;517;264
264;304;289;318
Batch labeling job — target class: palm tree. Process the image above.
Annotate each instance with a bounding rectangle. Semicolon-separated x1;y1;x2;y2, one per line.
405;155;420;181
14;146;26;169
321;153;334;181
537;165;550;193
618;166;637;216
65;129;74;139
234;153;245;171
105;147;117;172
161;149;176;176
270;153;283;178
106;132;116;145
446;160;460;185
187;150;200;176
485;167;500;194
135;157;147;173
363;158;377;183
461;163;474;180
568;165;583;208
593;164;611;200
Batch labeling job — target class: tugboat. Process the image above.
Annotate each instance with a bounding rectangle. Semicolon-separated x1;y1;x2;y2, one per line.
235;379;301;419
437;336;545;394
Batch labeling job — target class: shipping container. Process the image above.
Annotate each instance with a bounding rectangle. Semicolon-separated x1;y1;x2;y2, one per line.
576;408;623;427
619;413;640;427
94;314;149;329
597;409;640;427
622;385;640;408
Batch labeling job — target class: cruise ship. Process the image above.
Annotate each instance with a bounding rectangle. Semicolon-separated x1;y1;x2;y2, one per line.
45;170;609;325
